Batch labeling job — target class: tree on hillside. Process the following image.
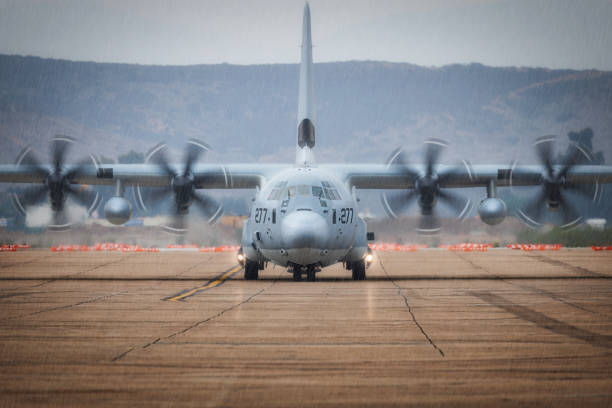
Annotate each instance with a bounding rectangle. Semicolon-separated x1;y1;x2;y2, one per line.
557;127;605;165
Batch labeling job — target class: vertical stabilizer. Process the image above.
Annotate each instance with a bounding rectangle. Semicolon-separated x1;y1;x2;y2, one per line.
296;2;315;166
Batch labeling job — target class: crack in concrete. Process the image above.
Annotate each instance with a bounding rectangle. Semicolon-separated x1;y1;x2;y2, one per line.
377;254;445;357
168;286;271;339
175;256;214;277
1;290;130;322
110;347;134;362
111;275;280;362
0;254;56;270
65;253;134;278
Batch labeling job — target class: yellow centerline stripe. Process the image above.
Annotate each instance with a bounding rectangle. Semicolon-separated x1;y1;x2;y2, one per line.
169;265;242;302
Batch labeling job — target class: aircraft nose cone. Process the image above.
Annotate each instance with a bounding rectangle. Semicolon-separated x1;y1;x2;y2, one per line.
281;210;329;250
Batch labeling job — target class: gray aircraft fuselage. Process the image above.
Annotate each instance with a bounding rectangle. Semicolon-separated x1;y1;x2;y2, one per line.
241;166;368;269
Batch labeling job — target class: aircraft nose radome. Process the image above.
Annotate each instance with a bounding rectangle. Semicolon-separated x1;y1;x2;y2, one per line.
281;210;329;250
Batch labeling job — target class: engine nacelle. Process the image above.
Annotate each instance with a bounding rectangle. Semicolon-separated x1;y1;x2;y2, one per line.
478;198;507;226
104;197;132;225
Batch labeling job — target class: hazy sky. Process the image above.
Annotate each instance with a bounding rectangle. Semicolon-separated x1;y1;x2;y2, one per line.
1;0;611;70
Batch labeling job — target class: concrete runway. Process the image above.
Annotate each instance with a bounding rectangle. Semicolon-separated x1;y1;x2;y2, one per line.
0;249;611;407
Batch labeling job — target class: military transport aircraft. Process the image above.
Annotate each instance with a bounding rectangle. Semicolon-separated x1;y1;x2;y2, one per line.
1;3;611;281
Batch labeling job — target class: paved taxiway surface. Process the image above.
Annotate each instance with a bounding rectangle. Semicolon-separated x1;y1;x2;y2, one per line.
0;249;611;407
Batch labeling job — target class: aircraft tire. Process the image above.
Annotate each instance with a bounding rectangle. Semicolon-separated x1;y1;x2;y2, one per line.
306;267;316;282
244;260;259;280
292;268;302;282
351;260;366;280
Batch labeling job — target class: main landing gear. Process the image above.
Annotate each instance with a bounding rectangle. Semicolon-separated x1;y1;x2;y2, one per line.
244;260;259;280
346;259;366;280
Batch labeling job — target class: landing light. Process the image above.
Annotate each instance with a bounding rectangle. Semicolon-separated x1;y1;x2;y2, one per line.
365;254;374;264
237;253;245;265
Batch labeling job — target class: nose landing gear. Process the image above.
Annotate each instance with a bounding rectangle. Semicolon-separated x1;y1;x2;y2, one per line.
290;264;318;282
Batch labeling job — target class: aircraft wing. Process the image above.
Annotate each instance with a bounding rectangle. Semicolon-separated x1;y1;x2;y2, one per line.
3;163;612;190
0;163;289;189
322;164;612;189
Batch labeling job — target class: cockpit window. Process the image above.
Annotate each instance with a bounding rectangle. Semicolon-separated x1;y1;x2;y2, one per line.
283;186;296;198
297;184;310;196
271;183;341;201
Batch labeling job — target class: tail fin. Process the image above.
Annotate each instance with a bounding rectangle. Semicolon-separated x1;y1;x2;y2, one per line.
296;2;315;166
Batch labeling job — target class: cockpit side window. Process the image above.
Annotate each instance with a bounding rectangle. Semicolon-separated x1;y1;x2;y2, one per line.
321;181;342;200
267;189;281;200
267;181;288;200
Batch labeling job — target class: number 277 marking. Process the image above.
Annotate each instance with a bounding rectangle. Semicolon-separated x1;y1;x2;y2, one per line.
339;208;353;224
254;208;268;223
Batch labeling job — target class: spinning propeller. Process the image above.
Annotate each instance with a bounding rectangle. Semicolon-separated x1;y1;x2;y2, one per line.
135;138;223;235
514;136;599;230
12;136;100;231
381;139;472;234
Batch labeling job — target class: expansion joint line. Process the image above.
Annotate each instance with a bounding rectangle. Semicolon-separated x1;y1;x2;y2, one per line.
377;255;445;357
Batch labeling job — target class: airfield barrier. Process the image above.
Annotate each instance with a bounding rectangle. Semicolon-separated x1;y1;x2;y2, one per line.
0;244;29;252
440;243;492;252
506;244;563;251
368;243;428;252
50;243;160;252
47;243;241;253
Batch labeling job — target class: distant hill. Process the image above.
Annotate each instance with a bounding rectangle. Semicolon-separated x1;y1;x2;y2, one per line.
1;54;611;166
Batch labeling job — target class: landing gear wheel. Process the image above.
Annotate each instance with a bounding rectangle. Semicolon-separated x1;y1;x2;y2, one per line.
292;268;302;282
306;267;316;282
244;260;259;280
351;260;366;281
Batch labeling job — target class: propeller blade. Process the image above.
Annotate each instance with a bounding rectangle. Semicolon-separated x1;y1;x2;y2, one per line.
387;147;420;181
183;138;210;176
192;191;224;224
51;135;74;173
424;138;447;177
564;181;597;201
146;142;176;177
65;185;100;214
155;152;177;178
147;186;174;203
19;185;49;208
64;158;96;181
518;188;547;227
15;146;50;177
48;210;71;232
558;192;582;230
381;190;418;219
418;213;441;235
437;189;471;218
162;213;188;235
534;136;555;179
558;142;592;180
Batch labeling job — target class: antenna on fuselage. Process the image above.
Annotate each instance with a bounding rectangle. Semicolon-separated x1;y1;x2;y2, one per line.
296;2;315;167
